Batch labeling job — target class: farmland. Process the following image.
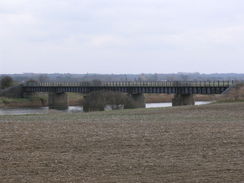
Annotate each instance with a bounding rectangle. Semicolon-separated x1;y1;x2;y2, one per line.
0;102;244;182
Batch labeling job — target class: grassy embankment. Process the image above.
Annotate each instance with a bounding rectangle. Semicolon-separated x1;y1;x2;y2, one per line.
0;102;244;182
216;84;244;103
0;93;83;108
0;97;44;108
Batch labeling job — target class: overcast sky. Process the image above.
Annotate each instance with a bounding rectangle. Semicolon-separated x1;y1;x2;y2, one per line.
0;0;244;74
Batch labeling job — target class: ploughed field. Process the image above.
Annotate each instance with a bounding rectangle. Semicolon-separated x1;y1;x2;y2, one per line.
0;103;244;183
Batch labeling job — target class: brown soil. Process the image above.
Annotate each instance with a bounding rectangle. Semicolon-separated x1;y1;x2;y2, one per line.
0;102;244;182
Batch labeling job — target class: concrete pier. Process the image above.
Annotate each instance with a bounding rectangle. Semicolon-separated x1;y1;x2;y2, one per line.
48;92;68;110
131;93;145;108
172;94;195;106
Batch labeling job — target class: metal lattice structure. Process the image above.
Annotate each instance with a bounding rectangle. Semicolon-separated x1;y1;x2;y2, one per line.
23;81;235;94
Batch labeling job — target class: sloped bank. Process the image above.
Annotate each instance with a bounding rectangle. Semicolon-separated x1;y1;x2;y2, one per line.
0;97;47;108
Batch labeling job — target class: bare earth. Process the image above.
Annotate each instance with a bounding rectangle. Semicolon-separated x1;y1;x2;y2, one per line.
0;102;244;183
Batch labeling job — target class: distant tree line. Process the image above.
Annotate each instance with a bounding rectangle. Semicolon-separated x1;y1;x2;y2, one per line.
1;73;244;83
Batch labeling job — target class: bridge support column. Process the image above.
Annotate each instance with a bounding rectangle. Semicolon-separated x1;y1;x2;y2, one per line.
131;93;145;108
48;92;68;110
172;94;195;106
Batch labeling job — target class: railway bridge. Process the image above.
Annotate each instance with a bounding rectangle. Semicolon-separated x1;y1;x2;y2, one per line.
23;81;234;110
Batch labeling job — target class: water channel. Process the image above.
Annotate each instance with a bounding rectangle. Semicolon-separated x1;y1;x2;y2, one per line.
0;101;212;116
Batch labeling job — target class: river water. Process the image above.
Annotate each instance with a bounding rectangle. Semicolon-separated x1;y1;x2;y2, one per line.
146;101;212;108
0;101;212;115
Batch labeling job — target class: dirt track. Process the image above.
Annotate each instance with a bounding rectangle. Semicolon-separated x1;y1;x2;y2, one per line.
0;102;244;182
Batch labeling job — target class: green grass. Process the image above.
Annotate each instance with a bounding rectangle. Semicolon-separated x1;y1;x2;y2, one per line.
0;97;30;104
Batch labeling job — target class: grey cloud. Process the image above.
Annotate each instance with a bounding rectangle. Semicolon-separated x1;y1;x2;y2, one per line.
0;0;244;74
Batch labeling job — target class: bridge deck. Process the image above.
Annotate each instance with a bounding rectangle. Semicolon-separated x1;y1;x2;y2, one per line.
24;81;232;87
23;81;234;95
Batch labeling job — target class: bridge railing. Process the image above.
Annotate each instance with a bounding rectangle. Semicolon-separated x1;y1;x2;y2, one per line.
23;81;236;87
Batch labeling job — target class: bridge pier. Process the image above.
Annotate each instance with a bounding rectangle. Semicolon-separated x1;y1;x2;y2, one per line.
48;92;68;110
172;94;195;106
131;93;145;108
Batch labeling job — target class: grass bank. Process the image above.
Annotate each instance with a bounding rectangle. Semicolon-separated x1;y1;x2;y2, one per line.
0;93;84;108
0;102;244;182
0;97;46;108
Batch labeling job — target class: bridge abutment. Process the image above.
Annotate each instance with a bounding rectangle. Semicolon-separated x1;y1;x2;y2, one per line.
48;92;69;110
172;94;195;106
130;93;145;108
